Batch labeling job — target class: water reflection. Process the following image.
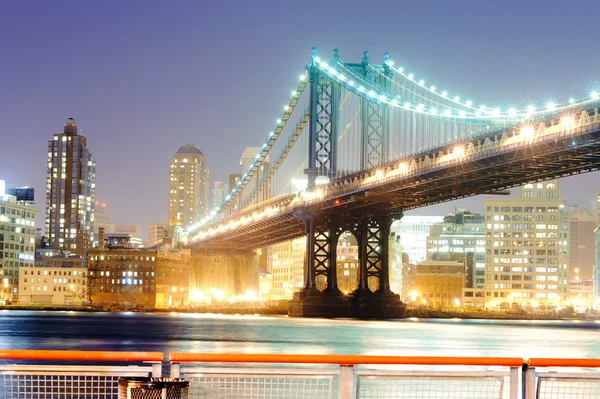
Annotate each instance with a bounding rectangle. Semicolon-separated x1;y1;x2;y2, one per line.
0;311;597;359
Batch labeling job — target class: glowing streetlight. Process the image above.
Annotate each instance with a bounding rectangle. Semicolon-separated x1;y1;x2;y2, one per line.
453;298;460;307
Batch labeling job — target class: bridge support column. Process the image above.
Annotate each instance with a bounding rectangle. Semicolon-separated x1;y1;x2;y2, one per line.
289;211;405;318
289;213;348;317
350;214;405;318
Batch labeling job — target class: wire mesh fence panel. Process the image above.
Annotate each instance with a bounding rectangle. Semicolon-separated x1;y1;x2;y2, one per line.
182;371;334;399
0;374;118;399
357;375;505;399
0;366;152;399
537;377;600;399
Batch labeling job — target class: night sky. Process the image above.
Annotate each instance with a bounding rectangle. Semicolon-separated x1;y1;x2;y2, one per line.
1;0;599;235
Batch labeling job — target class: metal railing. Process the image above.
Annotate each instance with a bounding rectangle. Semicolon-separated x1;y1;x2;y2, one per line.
525;358;600;399
0;351;599;398
0;350;162;399
169;353;523;399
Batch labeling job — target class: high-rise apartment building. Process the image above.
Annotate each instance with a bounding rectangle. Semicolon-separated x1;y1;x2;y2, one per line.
211;181;229;210
168;145;209;227
426;210;485;289
0;182;38;301
483;180;569;309
45;118;95;256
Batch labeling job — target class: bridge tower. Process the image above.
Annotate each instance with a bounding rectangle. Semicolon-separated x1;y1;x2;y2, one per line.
289;49;405;318
305;47;341;189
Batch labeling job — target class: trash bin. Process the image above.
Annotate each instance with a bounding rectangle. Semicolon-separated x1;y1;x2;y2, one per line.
118;377;189;399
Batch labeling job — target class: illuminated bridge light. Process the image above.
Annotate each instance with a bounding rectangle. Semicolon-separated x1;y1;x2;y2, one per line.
430;86;436;92
561;116;575;130
459;110;466;118
368;90;376;97
442;91;448;97
569;98;575;104
404;102;411;109
291;90;297;96
453;145;465;159
520;126;535;139
375;169;384;179
591;91;599;100
466;100;473;107
399;162;409;172
391;99;399;106
408;73;414;80
338;74;346;82
300;74;307;81
419;79;425;86
443;110;451;117
508;108;517;117
284;105;290;111
527;105;536;114
475;111;482;117
546;102;556;111
453;96;460;102
430;108;438;115
491;108;500;117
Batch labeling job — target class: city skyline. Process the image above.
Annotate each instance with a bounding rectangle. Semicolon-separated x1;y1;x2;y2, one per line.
1;0;600;232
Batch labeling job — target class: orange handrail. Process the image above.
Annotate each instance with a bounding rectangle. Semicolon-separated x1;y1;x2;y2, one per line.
169;353;523;367
528;358;600;368
0;350;163;362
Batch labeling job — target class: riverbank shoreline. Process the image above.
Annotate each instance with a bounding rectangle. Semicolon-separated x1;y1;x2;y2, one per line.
0;304;597;321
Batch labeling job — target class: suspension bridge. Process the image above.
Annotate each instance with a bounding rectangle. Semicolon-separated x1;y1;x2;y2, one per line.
186;48;600;317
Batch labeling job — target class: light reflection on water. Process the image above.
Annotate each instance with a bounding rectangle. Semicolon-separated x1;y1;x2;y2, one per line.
0;311;598;359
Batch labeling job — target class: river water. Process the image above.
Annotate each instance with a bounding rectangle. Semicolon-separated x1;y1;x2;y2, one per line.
1;311;599;359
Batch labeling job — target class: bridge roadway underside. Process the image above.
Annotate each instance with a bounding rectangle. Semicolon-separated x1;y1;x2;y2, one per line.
191;123;600;252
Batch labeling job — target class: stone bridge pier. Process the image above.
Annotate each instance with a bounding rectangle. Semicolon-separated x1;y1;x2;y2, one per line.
190;249;259;297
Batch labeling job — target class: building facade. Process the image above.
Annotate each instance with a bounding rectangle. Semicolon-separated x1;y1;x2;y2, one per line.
18;265;87;305
564;206;596;281
88;231;190;308
426;210;485;289
412;260;465;307
483;180;569;309
46;118;95;256
168;145;209;228
0;186;38;301
270;237;306;300
146;221;167;247
391;216;444;264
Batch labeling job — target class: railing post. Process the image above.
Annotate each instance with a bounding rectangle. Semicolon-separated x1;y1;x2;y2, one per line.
151;362;162;377
524;366;536;399
171;363;181;378
509;366;519;399
338;365;354;399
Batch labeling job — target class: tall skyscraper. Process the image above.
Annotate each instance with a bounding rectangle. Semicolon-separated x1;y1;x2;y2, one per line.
483;180;569;309
211;181;229;210
168;145;209;227
45;118;95;256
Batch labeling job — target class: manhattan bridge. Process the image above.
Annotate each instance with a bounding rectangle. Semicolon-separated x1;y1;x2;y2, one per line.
186;48;600;317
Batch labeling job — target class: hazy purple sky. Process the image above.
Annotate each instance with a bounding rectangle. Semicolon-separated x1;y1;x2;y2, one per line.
1;0;599;234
